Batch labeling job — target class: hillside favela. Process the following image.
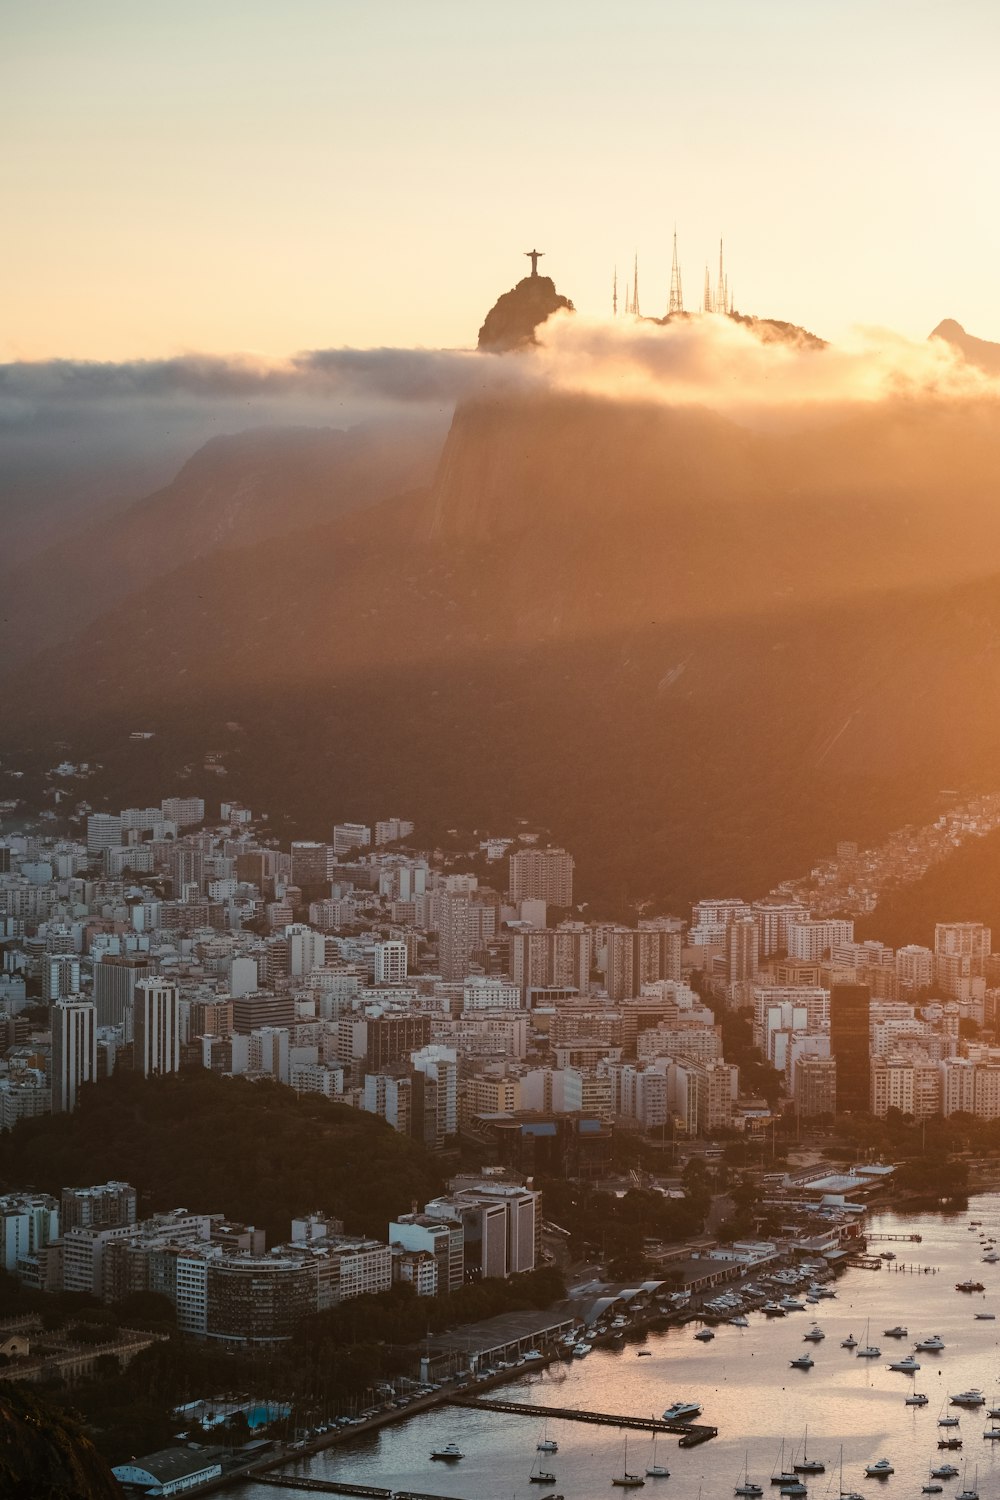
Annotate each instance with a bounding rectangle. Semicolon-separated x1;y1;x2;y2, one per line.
6;4;1000;1499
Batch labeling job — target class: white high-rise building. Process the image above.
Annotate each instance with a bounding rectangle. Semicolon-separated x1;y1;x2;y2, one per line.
86;814;123;855
133;978;181;1078
51;997;98;1114
373;940;408;985
332;823;372;856
375;818;414;846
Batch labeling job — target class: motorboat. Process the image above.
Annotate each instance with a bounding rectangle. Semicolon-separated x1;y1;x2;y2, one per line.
938;1438;963;1451
790;1354;814;1370
637;1349;653;1356
956;1281;985;1293
572;1343;592;1357
916;1335;946;1351
779;1484;806;1497
951;1391;987;1408
763;1302;787;1317
803;1326;825;1342
864;1459;894;1478
780;1297;806;1312
694;1328;715;1342
923;1488;943;1495
888;1355;921;1373
883;1326;907;1338
662;1401;702;1423
880;1251;896;1261
983;1428;1000;1440
730;1315;749;1327
982;1252;999;1263
939;1415;961;1427
907;1393;930;1406
931;1465;960;1479
841;1334;858;1349
531;1472;557;1485
431;1443;464;1461
975;1313;996;1320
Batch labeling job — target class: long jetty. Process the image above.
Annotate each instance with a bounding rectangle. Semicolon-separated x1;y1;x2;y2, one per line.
255;1482;470;1500
448;1396;717;1444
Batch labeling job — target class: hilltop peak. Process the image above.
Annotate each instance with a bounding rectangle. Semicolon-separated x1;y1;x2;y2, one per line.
478;271;574;351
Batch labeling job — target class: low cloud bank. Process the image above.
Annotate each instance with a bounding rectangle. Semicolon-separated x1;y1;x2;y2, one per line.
1;315;996;432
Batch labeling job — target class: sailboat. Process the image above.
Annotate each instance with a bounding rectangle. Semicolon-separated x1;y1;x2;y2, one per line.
735;1452;764;1497
856;1317;881;1359
612;1435;645;1488
794;1427;825;1474
771;1440;796;1487
646;1433;669;1479
837;1444;865;1500
530;1454;557;1484
537;1422;558;1453
955;1461;979;1500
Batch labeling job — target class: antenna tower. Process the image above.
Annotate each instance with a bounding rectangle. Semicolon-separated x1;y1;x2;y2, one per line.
669;230;684;315
715;238;728;316
613;265;618;318
632;253;640;318
703;266;712;314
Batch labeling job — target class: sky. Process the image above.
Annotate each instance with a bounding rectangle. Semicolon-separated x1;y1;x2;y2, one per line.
3;0;1000;361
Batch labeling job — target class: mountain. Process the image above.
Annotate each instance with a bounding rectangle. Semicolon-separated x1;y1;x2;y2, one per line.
8;299;1000;905
0;415;444;672
931;318;1000;373
478;270;574;350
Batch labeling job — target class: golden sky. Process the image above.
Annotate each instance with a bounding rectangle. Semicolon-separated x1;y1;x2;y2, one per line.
3;0;1000;361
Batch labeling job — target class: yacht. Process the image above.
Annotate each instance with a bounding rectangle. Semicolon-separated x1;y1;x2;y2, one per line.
883;1326;907;1338
923;1487;943;1495
763;1302;787;1317
572;1342;592;1357
939;1415;961;1428
779;1484;806;1497
938;1438;963;1451
982;1252;999;1264
790;1354;814;1370
538;1426;559;1453
836;1445;865;1500
803;1327;825;1342
864;1459;894;1478
694;1328;715;1342
956;1280;985;1293
888;1355;921;1373
431;1443;464;1461
916;1335;946;1351
780;1297;806;1312
730;1315;750;1328
955;1463;979;1500
931;1465;960;1479
982;1427;1000;1440
951;1391;987;1408
841;1334;858;1349
662;1401;702;1423
907;1392;930;1406
975;1313;996;1320
857;1343;881;1358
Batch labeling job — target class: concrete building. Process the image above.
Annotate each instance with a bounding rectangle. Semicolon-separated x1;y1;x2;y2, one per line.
133;978;181;1078
508;847;574;907
51;996;98;1114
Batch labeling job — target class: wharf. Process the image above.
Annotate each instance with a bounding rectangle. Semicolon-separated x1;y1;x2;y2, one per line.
255;1481;468;1500
866;1233;923;1242
449;1395;717;1443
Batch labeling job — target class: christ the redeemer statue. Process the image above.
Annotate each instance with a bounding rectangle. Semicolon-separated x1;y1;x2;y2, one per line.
524;248;544;276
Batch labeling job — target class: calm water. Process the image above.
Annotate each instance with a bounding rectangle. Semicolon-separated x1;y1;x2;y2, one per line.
232;1196;1000;1499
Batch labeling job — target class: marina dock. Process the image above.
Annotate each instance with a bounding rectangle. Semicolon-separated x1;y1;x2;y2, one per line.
449;1395;717;1442
256;1481;468;1500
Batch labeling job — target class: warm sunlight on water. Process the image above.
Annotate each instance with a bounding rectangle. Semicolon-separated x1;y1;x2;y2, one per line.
232;1197;1000;1500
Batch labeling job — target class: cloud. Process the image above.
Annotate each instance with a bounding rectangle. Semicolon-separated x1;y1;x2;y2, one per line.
1;314;997;433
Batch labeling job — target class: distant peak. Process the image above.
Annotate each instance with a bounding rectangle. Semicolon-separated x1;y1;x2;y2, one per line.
930;318;966;341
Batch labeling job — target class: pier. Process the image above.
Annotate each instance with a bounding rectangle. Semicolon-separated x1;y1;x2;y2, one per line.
449;1396;717;1442
256;1483;469;1500
866;1232;923;1242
